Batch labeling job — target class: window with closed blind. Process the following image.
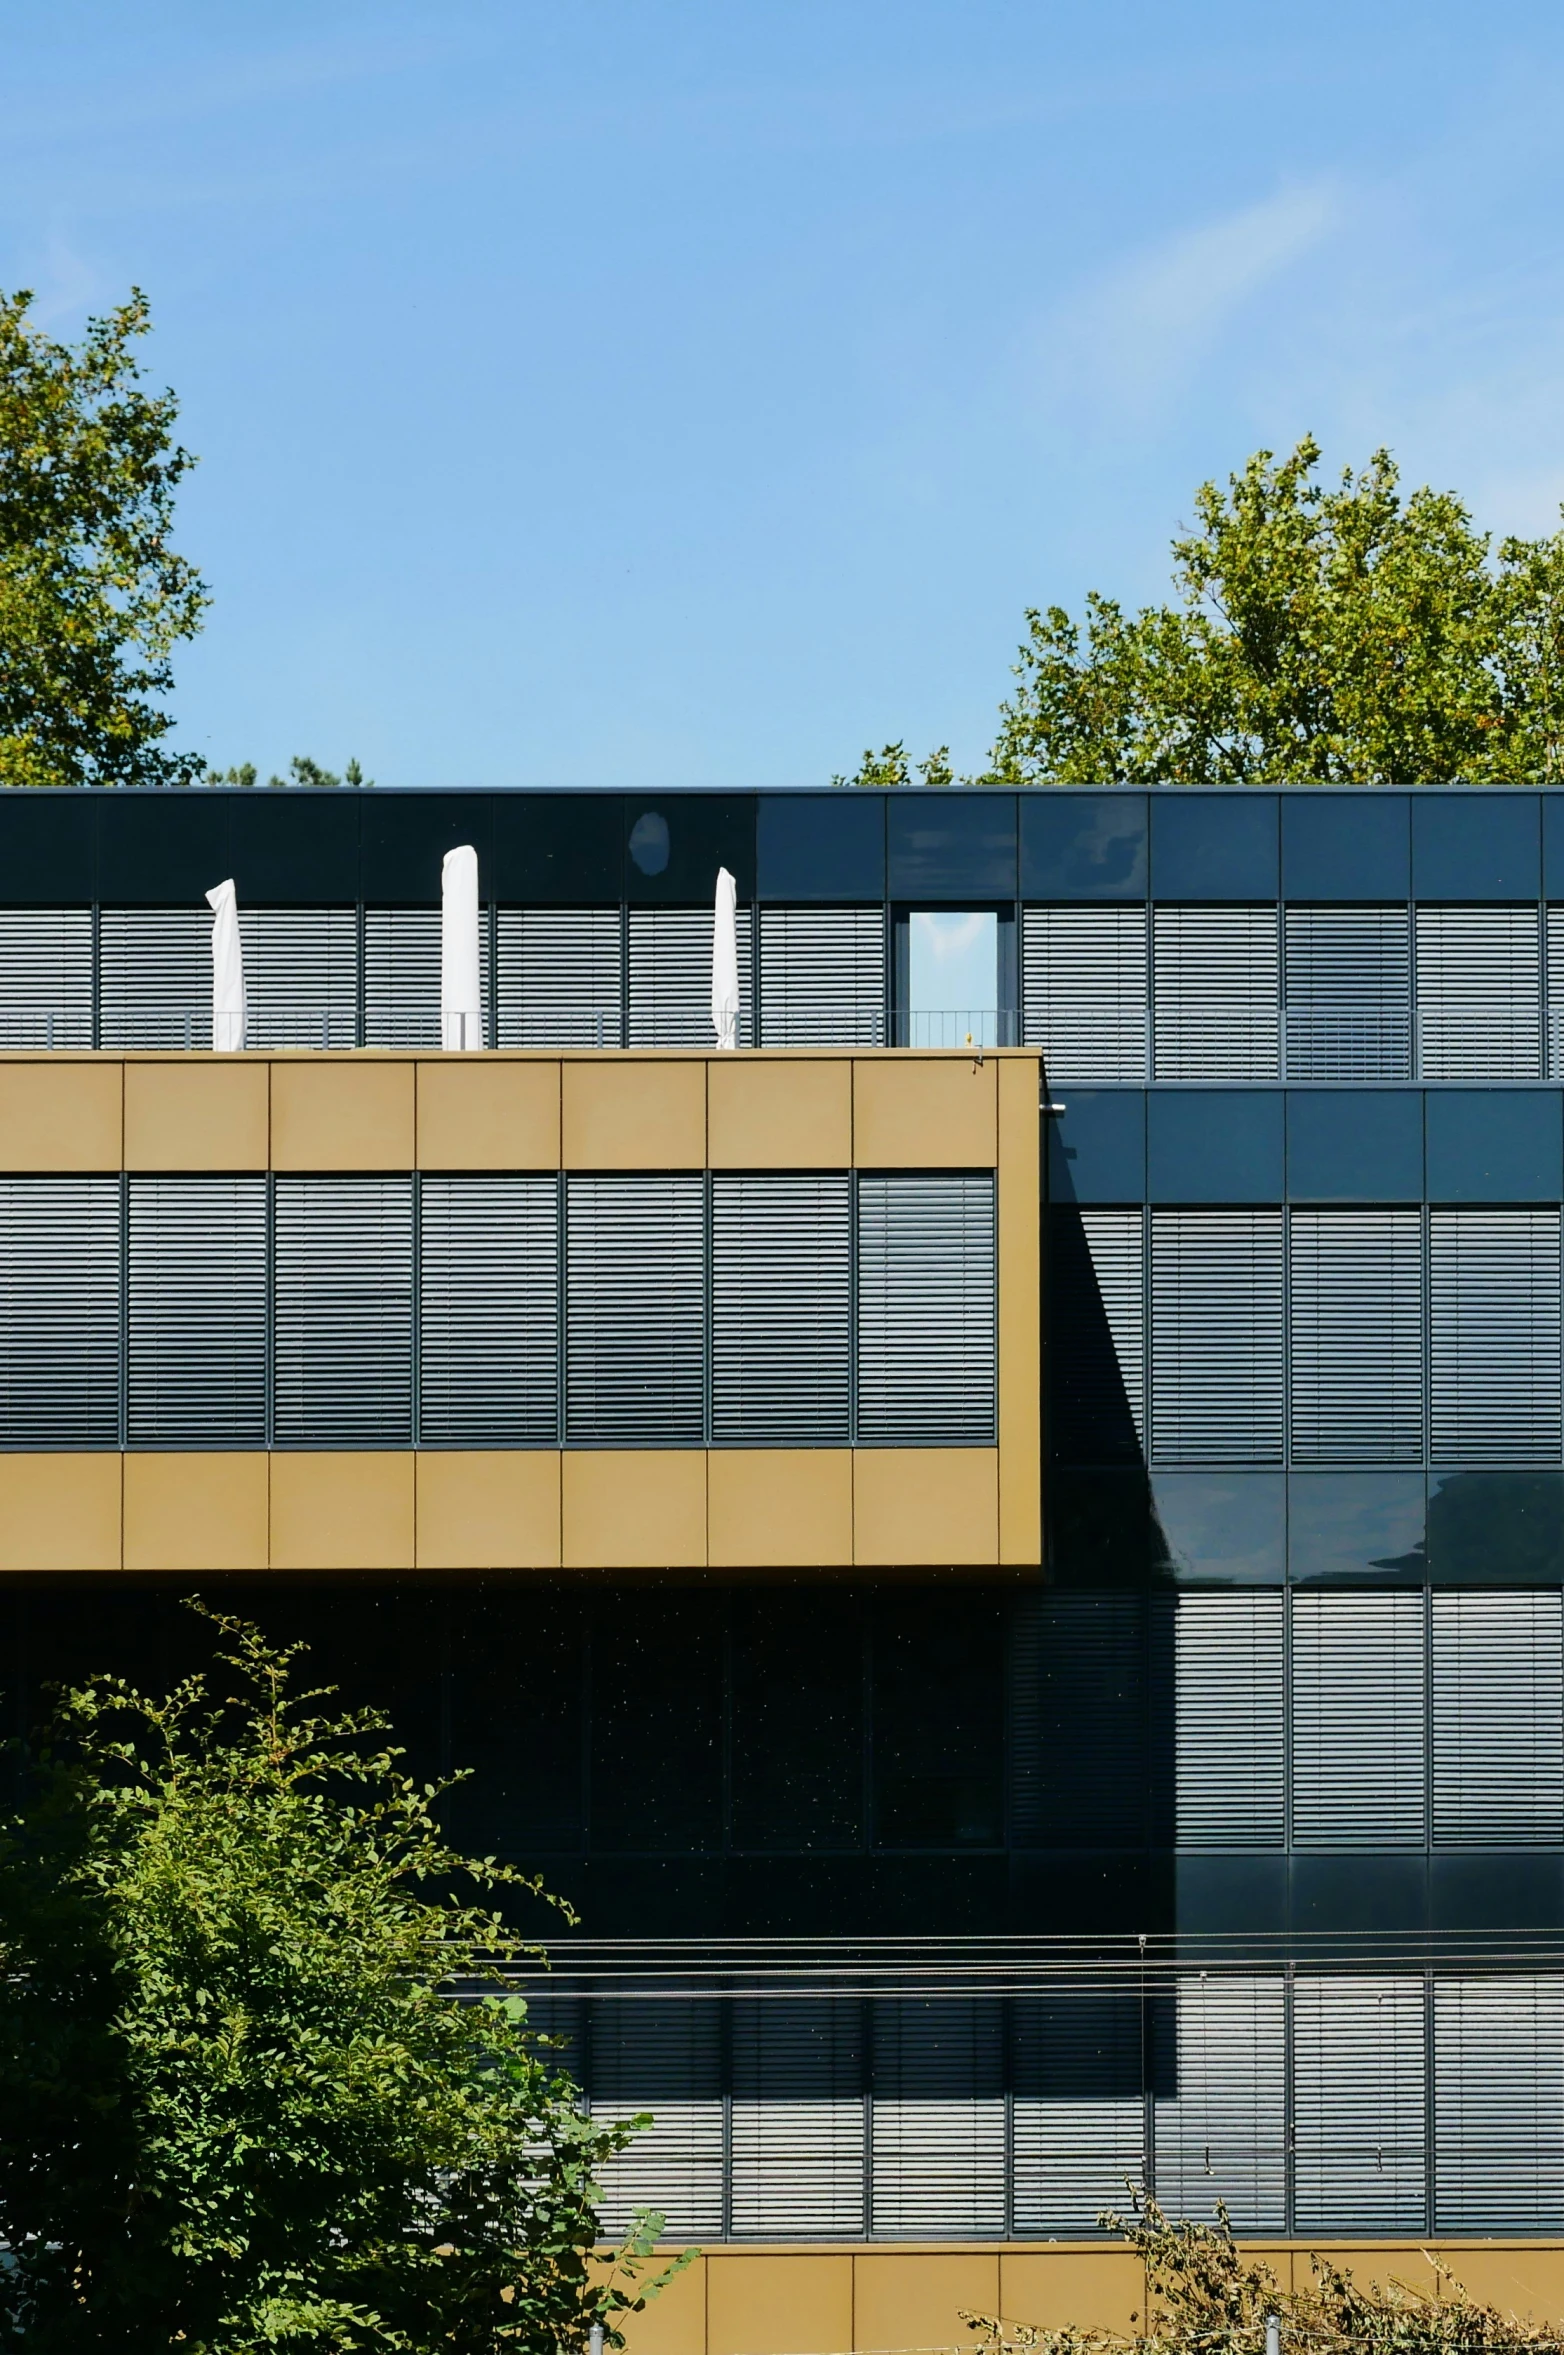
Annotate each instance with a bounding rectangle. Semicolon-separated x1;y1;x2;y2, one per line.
1282;905;1412;1079
756;905;885;1044
1548;905;1564;1080
1150;1211;1284;1465
1290;1590;1427;1848
564;1174;706;1444
127;1178;267;1447
711;1173;851;1443
418;1176;559;1446
729;1998;865;2237
1432;1591;1564;1846
1048;1207;1145;1464
239;907;359;1049
870;1998;1006;2238
1415;905;1542;1078
627;905;753;1045
1011;1592;1170;1848
1022;904;1149;1080
1152;1975;1287;2232
0;908;93;1048
0;1175;121;1448
364;907;492;1048
1174;1592;1284;1849
1152;905;1279;1079
1012;1994;1147;2236
99;907;210;1048
1434;1975;1564;2232
1429;1208;1562;1464
1292;1974;1427;2235
1289;1209;1424;1463
589;1999;726;2241
495;906;623;1046
855;1173;996;1444
273;1178;413;1445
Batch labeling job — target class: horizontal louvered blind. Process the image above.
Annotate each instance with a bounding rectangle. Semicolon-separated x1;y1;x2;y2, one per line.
757;906;885;1044
496;906;623;1047
127;1178;267;1446
100;907;210;1048
0;909;93;1048
588;1999;725;2240
1429;1208;1562;1464
0;1176;121;1447
627;905;753;1046
1434;1976;1564;2232
1152;1975;1286;2232
418;1177;558;1445
1283;905;1412;1079
870;1999;1006;2238
1022;905;1148;1080
1150;1211;1284;1465
564;1175;705;1444
855;1174;996;1444
1174;1593;1284;1848
364;907;491;1048
1047;1208;1145;1465
1289;1209;1424;1463
1291;1591;1427;1847
1012;1995;1147;2236
1415;905;1542;1078
1292;1975;1427;2234
273;1178;413;1444
1432;1592;1564;1846
711;1174;851;1443
240;907;358;1048
1012;1594;1164;1847
1152;905;1279;1079
1548;906;1564;1079
730;1999;865;2237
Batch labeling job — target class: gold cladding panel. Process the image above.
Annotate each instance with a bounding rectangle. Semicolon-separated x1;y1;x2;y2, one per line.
707;1448;852;1567
416;1060;560;1170
617;2255;707;2355
0;1454;121;1570
852;2252;1002;2352
268;1452;415;1570
999;2250;1144;2334
124;1060;269;1171
996;1054;1042;1565
853;1446;999;1567
706;2254;853;2355
853;1055;997;1168
706;1057;851;1168
561;1449;706;1569
123;1452;268;1571
561;1059;705;1170
0;1061;121;1171
415;1450;561;1569
270;1060;414;1170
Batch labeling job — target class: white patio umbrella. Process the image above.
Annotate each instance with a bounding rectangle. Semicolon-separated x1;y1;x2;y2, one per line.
441;844;484;1050
712;865;739;1050
206;878;246;1052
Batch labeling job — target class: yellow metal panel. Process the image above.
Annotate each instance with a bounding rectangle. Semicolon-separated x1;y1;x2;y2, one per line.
561;1449;706;1569
1422;2245;1564;2316
268;1452;415;1570
123;1452;268;1571
707;2252;852;2355
415;1450;562;1569
270;1060;414;1170
561;1059;706;1170
999;2249;1145;2333
852;2251;1001;2351
853;1446;999;1567
415;1060;561;1170
707;1448;852;1568
0;1061;121;1171
853;1054;997;1168
618;2254;707;2354
0;1454;121;1570
124;1059;269;1171
707;1057;851;1169
996;1054;1042;1566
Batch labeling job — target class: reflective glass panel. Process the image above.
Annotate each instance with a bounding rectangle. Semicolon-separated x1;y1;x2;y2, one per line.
1150;794;1278;900
1412;793;1540;900
1147;1089;1284;1202
757;792;885;901
1281;793;1410;901
1148;1471;1286;1583
906;909;998;1045
887;794;1017;897
1286;1089;1423;1201
1020;793;1147;899
1287;1472;1427;1583
1047;1088;1146;1203
1426;1471;1564;1583
1425;1088;1562;1201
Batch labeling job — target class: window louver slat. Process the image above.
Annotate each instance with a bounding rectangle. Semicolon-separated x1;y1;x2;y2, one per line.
1547;906;1564;1079
564;1176;705;1444
1150;1211;1284;1465
364;908;491;1048
1283;905;1412;1079
1292;1975;1427;2233
1153;906;1279;1079
1434;1976;1564;2232
1012;1594;1167;1848
1021;905;1149;1080
1012;1994;1147;2235
757;906;885;1044
418;1177;559;1445
1429;1209;1562;1465
496;907;623;1047
870;2000;1006;2238
1152;1975;1286;2232
1288;1209;1424;1463
588;1999;726;2240
273;1178;413;1445
1416;905;1542;1078
1174;1593;1285;1849
627;906;753;1046
855;1174;996;1445
127;1178;267;1446
99;907;210;1048
1049;1207;1145;1463
1432;1592;1564;1846
0;1176;121;1447
0;909;93;1047
711;1174;851;1444
1291;1591;1427;1847
240;907;359;1048
730;1999;865;2237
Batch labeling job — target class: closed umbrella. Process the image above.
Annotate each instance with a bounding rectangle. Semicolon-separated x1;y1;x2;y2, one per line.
712;866;739;1051
441;844;484;1051
206;879;246;1052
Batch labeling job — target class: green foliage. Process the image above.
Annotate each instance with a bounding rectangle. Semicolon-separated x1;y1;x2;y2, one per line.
201;758;374;789
0;1606;680;2353
0;287;209;790
832;739;954;788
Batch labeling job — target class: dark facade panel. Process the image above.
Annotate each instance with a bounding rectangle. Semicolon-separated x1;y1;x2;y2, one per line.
623;793;755;902
887;794;1017;899
491;790;624;903
1286;1088;1423;1201
1019;793;1147;900
1150;793;1278;900
1291;1852;1427;1936
0;791;96;904
97;791;233;905
1545;795;1564;900
1281;792;1410;901
1288;1473;1428;1584
1147;1088;1284;1201
757;792;885;901
1412;792;1540;901
1426;1472;1564;1584
1047;1089;1146;1202
229;791;360;904
360;791;496;903
1425;1087;1562;1201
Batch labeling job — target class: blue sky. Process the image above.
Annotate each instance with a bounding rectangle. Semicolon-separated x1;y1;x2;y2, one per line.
6;1;1564;790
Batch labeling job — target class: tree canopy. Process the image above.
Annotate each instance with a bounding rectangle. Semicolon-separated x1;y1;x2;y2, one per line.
838;438;1564;787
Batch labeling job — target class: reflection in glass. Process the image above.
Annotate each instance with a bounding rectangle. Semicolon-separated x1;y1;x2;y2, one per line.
907;909;999;1046
1426;1472;1564;1584
1287;1473;1426;1584
1149;1473;1286;1584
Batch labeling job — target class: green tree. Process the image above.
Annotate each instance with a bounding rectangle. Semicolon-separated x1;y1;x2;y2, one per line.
203;757;375;789
0;1607;677;2353
832;740;954;788
981;438;1564;785
0;287;209;790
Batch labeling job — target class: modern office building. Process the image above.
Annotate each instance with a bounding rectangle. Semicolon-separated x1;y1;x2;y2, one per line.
5;783;1564;2346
